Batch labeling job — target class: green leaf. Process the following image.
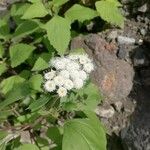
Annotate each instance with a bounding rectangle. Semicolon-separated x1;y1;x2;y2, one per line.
62;113;106;150
29;74;43;91
32;53;51;71
0;109;12;121
70;48;85;55
53;0;69;7
0;75;25;94
95;0;124;27
42;37;56;53
0;143;6;150
0;63;7;76
45;16;71;55
13;20;39;38
19;70;31;79
0;17;10;40
10;43;35;68
16;144;39;150
107;0;122;6
0;43;4;58
11;3;30;17
22;2;48;19
79;83;102;111
29;94;51;112
65;4;98;23
28;0;41;3
0;82;31;110
0;131;8;140
47;127;62;148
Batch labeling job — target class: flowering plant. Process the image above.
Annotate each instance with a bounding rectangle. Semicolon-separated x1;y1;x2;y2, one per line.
44;54;94;97
0;0;125;149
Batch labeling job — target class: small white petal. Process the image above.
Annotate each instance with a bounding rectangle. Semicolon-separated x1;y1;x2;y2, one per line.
69;70;80;80
44;80;56;92
79;70;88;80
54;75;65;86
83;63;94;73
66;62;80;71
64;79;74;90
59;70;70;79
68;54;79;60
51;57;66;70
78;55;87;64
73;78;84;89
57;87;67;97
44;70;56;80
61;57;71;65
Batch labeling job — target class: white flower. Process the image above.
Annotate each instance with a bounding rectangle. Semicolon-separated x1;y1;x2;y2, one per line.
54;75;65;86
44;80;56;92
57;87;67;97
64;79;74;90
66;62;80;71
79;70;88;80
68;54;79;60
51;57;66;70
73;78;84;89
59;70;70;79
61;57;71;65
83;63;94;73
69;70;80;80
44;70;56;80
78;55;88;64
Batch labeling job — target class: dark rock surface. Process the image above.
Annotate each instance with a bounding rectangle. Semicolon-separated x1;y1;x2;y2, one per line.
121;86;150;150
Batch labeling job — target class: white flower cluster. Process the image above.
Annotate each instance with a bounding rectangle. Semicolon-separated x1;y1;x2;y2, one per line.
44;54;94;97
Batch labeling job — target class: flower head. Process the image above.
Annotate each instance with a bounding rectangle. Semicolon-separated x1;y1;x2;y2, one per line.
64;79;74;90
54;75;65;86
69;70;80;80
44;80;56;92
57;87;67;97
68;54;79;60
79;70;88;80
59;70;70;79
44;70;56;80
83;63;94;73
51;57;66;70
66;62;80;71
44;53;95;97
78;54;89;64
73;78;84;89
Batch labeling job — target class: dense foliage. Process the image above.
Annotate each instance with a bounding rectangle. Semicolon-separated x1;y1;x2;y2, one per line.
0;0;124;149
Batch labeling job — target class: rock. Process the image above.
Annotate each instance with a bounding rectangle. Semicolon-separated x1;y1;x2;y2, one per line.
144;17;149;24
138;39;143;45
117;44;128;59
117;36;136;45
120;0;135;4
95;106;115;119
0;7;7;11
121;85;150;150
140;28;147;36
140;69;150;86
133;47;149;67
107;30;118;40
121;125;150;150
86;21;95;31
138;3;148;13
71;34;134;100
113;101;123;112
